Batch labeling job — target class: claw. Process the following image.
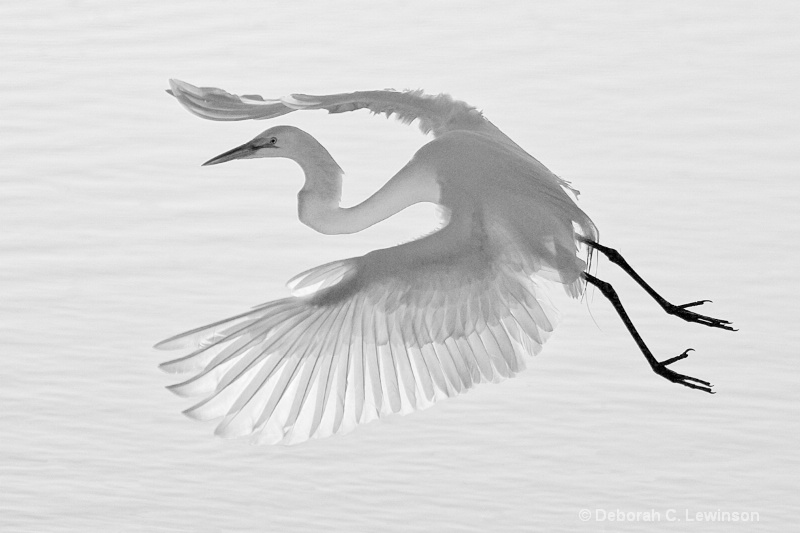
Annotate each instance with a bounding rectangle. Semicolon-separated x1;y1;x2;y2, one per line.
677;378;715;393
679;299;711;309
660;348;693;366
582;270;722;394
665;301;735;331
652;349;714;393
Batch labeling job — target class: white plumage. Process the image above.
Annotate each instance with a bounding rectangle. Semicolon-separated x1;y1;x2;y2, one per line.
158;79;598;445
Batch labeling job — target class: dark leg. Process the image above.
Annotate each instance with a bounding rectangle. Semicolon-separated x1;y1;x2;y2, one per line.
583;272;714;393
579;237;734;331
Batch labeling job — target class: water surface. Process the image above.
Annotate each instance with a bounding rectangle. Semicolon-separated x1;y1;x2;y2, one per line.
2;1;798;531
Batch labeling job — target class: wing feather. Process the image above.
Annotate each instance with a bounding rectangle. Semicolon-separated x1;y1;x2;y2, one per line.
167;307;313;396
487;320;520;373
168;79;501;139
445;338;475;390
279;305;341;439
407;344;436;405
324;297;357;437
156;300;293;372
306;299;353;439
477;325;511;379
349;296;366;426
215;307;331;437
433;341;465;393
159;227;578;444
457;336;479;382
167;79;294;122
361;298;383;419
466;333;496;383
390;312;418;413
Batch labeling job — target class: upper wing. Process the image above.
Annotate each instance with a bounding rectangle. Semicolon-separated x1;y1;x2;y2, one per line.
156;230;570;446
168;79;510;140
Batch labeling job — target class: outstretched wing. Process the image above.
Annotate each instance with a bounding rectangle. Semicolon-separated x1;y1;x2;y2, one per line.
167;79;512;140
156;227;571;446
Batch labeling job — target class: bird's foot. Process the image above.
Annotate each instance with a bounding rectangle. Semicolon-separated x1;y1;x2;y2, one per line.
665;300;736;331
651;349;714;393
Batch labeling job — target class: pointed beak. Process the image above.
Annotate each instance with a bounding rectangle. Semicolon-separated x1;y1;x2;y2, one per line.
202;141;264;166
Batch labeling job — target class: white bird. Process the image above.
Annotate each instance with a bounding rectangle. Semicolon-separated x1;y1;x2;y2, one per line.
157;79;733;445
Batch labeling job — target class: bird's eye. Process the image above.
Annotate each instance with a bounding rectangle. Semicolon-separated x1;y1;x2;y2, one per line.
268;137;277;145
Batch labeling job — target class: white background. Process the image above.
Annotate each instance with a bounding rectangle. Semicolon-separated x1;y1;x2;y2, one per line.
2;1;798;531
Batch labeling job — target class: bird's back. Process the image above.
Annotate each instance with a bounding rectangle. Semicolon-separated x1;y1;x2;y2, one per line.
411;130;596;290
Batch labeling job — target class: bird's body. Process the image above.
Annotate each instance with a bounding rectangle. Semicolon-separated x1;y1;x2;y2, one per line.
158;80;730;445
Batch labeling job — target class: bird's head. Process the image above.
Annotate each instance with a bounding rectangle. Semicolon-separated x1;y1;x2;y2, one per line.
202;125;313;166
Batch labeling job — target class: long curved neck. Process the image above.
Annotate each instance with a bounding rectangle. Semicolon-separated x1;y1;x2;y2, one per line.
292;143;439;235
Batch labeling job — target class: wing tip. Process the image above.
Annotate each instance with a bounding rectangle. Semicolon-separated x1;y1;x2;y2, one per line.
165;381;194;397
153;336;184;351
158;355;195;374
182;405;204;421
158;361;180;374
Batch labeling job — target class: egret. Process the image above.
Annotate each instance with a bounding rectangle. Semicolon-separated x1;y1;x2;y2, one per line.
157;79;733;445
